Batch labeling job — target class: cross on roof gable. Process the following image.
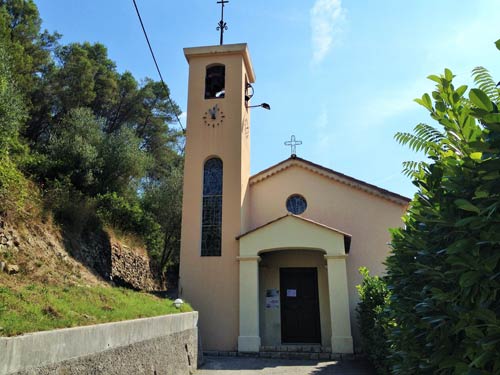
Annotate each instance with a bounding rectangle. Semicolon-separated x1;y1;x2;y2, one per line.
249;156;411;206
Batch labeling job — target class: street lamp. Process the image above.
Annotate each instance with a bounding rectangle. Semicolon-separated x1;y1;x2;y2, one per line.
245;83;270;110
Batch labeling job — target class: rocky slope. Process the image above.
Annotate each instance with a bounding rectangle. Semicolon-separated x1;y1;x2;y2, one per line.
0;216;161;291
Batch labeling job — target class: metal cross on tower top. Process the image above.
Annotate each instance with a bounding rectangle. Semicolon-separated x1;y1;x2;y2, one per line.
216;0;229;45
284;135;302;157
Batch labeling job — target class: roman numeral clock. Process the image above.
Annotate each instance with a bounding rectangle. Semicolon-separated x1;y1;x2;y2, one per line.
203;104;225;127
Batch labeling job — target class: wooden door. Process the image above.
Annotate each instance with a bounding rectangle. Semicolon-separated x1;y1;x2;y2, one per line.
280;268;321;343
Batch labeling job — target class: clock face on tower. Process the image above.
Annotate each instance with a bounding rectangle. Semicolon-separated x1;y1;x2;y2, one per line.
203;104;225;128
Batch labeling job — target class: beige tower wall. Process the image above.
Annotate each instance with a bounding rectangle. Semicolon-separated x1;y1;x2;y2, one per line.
179;44;254;351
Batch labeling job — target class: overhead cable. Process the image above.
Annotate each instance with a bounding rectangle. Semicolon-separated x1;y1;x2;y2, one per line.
132;0;185;132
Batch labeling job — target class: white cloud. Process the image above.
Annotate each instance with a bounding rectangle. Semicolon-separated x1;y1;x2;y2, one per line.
310;0;346;64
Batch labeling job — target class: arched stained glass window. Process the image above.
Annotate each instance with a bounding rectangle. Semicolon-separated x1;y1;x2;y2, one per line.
201;158;223;256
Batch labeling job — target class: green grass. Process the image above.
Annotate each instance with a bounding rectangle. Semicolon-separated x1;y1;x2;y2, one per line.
0;284;192;336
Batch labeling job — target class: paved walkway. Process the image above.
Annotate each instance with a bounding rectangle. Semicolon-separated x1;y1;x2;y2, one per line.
196;356;375;375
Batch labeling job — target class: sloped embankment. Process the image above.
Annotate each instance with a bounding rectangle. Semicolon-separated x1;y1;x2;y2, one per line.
0;217;102;288
0;216;182;337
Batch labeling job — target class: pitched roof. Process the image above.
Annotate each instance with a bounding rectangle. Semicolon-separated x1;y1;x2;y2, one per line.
249;156;411;206
236;214;352;254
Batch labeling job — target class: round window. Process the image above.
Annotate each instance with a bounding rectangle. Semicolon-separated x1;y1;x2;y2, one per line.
286;194;307;215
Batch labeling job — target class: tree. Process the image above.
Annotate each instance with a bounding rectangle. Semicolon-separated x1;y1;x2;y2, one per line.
0;0;57;94
0;42;25;158
387;40;500;374
97;127;151;196
142;162;183;270
40;107;103;192
0;40;29;216
0;0;59;144
1;0;186;276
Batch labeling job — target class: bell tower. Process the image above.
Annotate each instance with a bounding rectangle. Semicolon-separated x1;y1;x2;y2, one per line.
179;44;255;351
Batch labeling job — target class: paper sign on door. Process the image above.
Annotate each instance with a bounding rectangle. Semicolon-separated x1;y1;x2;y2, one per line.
286;289;297;297
265;289;280;308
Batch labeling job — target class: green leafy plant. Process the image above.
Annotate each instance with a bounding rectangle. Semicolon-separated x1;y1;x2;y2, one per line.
0;0;184;274
387;40;500;374
95;192;163;256
0;39;31;218
356;267;392;374
42;178;96;234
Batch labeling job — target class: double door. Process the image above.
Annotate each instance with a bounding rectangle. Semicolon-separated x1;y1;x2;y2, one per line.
280;267;321;344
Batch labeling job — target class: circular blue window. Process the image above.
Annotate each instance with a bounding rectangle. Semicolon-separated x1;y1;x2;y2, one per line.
286;194;307;215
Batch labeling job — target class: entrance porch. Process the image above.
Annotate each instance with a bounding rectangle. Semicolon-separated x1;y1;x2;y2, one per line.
236;214;354;354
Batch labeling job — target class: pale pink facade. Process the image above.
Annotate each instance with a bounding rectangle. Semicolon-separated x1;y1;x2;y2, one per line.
179;43;409;354
246;158;408;350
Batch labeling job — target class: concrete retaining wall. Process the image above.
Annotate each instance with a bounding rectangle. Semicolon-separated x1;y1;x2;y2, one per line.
0;312;198;375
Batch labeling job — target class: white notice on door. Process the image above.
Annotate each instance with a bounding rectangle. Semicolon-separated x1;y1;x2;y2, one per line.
286;289;297;297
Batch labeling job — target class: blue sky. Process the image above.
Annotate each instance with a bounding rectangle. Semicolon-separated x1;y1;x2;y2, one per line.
35;0;500;198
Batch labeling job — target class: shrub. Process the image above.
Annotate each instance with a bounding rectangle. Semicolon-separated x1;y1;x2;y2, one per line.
95;192;143;233
356;267;392;374
387;52;500;373
0;40;30;218
0;156;30;217
95;192;163;256
43;178;96;234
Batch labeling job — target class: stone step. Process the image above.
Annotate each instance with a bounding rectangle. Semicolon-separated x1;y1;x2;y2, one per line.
260;345;329;353
203;350;359;361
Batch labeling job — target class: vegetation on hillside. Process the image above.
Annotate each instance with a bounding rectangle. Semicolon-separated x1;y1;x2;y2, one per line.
0;0;184;272
358;40;500;374
0;0;189;336
0;284;192;336
0;15;30;217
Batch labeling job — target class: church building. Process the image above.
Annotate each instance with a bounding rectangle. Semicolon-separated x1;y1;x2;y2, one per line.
178;43;409;354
